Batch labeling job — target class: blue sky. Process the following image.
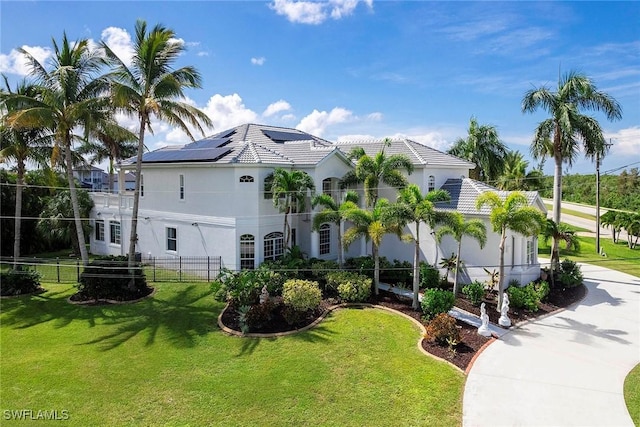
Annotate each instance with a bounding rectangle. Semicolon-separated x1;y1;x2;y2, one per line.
1;1;639;176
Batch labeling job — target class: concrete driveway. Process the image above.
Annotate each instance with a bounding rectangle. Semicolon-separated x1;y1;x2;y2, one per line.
463;263;640;426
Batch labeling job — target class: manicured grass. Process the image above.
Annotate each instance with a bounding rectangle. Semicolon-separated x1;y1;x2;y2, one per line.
539;235;640;278
0;283;464;426
625;363;640;426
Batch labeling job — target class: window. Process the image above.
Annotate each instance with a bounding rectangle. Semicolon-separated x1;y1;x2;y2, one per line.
167;227;177;252
239;175;254;183
240;234;255;270
291;228;296;247
109;221;121;245
140;174;144;197
322;178;332;195
428;175;435;192
526;238;536;266
95;220;105;241
264;232;284;261
263;174;273;199
179;174;184;200
319;224;331;255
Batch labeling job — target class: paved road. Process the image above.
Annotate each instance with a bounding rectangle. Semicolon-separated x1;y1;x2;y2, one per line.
543;198;627;242
463;264;640;426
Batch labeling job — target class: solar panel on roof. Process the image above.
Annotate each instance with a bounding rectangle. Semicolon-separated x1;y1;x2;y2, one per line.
183;137;230;150
142;147;231;163
262;129;312;142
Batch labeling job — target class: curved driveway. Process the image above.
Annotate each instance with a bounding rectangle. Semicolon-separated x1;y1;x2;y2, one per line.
463;264;640;426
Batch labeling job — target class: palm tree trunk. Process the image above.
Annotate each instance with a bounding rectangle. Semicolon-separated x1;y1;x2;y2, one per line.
128;116;146;272
337;223;343;268
283;205;290;249
412;224;420;309
453;241;461;295
373;244;380;295
65;141;89;265
551;140;563;272
497;230;506;311
13;161;25;269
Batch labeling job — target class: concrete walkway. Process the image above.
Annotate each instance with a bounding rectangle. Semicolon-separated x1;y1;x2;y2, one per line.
463;264;640;426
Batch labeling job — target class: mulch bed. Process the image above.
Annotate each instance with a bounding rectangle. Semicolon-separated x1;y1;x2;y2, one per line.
68;286;155;305
218;284;586;372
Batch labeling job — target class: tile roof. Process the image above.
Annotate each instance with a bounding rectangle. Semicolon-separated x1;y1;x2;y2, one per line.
437;178;543;215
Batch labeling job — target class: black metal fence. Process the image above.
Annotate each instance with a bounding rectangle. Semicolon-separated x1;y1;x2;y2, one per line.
0;256;223;283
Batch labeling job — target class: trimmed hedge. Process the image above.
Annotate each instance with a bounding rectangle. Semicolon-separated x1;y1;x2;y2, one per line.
0;268;42;296
76;256;149;301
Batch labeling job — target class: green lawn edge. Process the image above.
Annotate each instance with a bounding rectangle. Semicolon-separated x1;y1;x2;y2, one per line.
625;363;640;426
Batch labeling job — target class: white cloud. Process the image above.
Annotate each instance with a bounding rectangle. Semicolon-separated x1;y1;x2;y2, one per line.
202;93;258;131
281;113;297;121
269;0;372;25
197;51;210;57
607;127;640;156
367;112;383;121
296;107;353;136
101;27;134;66
0;45;52;76
251;57;266;65
263;100;292;117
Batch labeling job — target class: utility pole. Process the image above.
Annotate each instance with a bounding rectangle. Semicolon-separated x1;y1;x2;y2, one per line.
596;138;613;255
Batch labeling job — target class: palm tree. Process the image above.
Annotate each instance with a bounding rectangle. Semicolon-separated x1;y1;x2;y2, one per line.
0;78;52;268
3;34;113;265
435;212;487;296
476;191;545;309
102;20;213;269
448;117;507;182
522;71;622;268
343;198;403;295
340;140;414;207
311;190;359;267
77;122;137;192
600;210;623;243
382;184;452;309
270;168;315;249
542;219;580;256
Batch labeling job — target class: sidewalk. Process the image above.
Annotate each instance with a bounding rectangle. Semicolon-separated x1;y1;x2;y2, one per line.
463;264;640;426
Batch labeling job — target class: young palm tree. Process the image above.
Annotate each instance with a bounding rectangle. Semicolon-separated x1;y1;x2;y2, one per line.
3;34;112;265
0;78;52;267
311;190;359;267
522;71;622;268
496;151;528;191
476;191;546;309
600;210;623;243
448;117;507;182
382;184;452;309
270;168;315;249
435;212;487;296
343;198;403;295
102;20;213;268
77;122;137;193
340;140;414;207
542;218;580;257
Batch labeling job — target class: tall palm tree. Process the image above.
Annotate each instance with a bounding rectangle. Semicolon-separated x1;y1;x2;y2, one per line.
448;117;507;182
270;168;315;249
311;190;359;267
435;212;486;296
522;71;622;268
496;151;528;191
343;198;403;295
340;140;414;207
382;184;452;309
476;191;545;309
102;20;213;269
77;121;137;192
3;34;113;265
0;78;52;267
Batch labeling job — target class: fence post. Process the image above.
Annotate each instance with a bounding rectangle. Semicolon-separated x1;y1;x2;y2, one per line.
179;257;182;282
57;257;60;283
76;259;80;282
207;256;210;282
153;256;156;282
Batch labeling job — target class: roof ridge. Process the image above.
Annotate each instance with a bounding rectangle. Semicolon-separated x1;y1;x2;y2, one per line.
402;139;426;164
253;142;294;164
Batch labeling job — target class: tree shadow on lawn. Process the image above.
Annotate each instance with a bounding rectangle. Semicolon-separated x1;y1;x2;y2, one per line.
1;284;222;351
233;321;336;357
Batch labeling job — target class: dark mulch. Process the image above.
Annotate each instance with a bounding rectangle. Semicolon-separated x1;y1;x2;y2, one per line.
69;286;154;304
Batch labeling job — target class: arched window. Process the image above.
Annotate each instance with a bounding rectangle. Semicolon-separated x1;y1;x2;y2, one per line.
264;232;284;261
239;175;254;183
319;224;331;255
240;234;255;270
428;175;435;192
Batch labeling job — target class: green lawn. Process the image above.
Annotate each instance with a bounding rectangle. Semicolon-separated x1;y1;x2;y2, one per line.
544;203;597;221
539;235;640;277
0;283;464;426
625;363;640;426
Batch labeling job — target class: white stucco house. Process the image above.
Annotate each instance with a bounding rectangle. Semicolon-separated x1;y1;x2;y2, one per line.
88;123;545;285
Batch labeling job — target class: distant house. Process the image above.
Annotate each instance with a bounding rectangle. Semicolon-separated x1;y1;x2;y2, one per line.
72;166;107;191
89;123;545;285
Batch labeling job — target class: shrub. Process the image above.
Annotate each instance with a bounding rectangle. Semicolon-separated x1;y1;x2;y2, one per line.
419;262;440;289
282;279;322;312
0;268;42;296
421;288;455;320
381;259;413;287
534;280;550;301
326;271;371;302
423;313;461;345
557;259;583;288
211;266;284;307
77;256;148;301
344;256;377;280
245;299;277;329
506;284;540;312
462;281;485;306
310;260;340;291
